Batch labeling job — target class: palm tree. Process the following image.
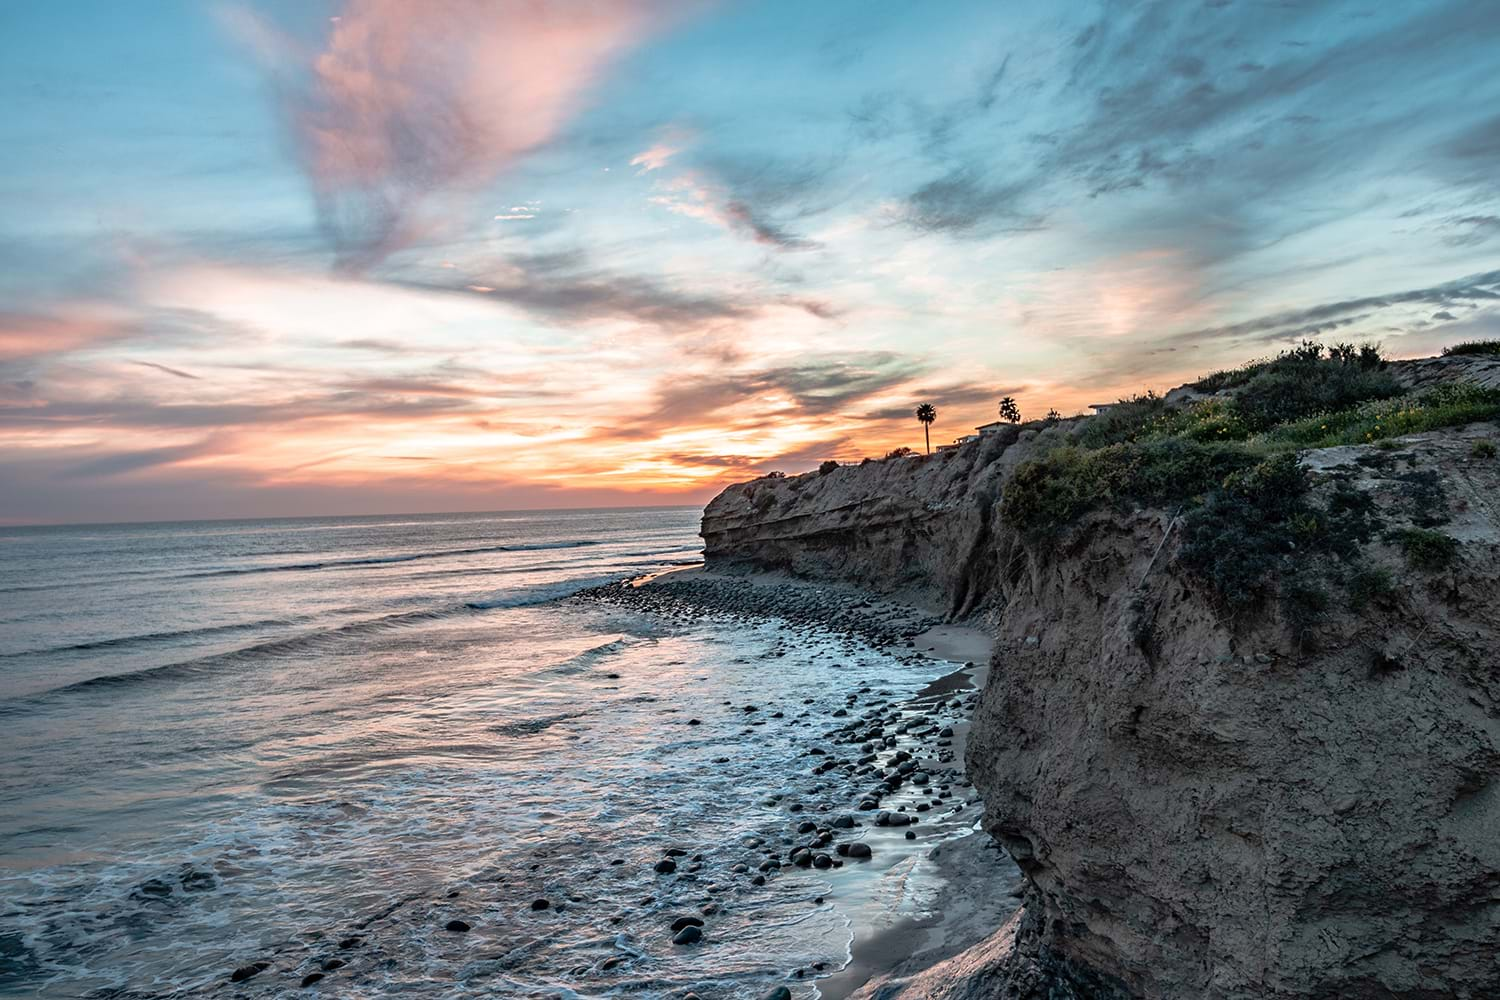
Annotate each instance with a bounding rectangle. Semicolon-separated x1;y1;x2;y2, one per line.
998;396;1021;424
915;402;937;454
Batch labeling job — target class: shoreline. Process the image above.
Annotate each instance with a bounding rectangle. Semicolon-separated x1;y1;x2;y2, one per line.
585;564;1020;998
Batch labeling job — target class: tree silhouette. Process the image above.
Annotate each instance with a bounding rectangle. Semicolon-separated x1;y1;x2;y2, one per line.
998;396;1021;423
915;402;937;454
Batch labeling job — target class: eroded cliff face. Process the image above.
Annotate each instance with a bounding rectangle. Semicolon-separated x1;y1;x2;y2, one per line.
972;427;1500;999
701;425;1047;617
702;386;1500;998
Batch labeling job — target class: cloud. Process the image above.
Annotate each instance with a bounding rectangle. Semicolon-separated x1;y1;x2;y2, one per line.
885;1;1500;251
60;436;224;479
1164;268;1500;349
858;381;1023;421
0;311;123;362
1449;112;1500;163
131;360;201;380
399;249;767;330
340;377;484;397
1442;214;1500;247
614;353;918;438
649;171;819;250
631;127;692;172
231;0;689;269
897;169;1042;235
0;390;482;432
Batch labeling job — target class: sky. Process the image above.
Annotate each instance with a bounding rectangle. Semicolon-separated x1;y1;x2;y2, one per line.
2;1;1499;524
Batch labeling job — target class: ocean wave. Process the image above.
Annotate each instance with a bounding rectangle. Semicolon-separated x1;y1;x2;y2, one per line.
541;636;646;675
488;710;592;738
0;606;469;709
0;617;299;660
465;572;643;609
1;571;657;710
178;540;599;579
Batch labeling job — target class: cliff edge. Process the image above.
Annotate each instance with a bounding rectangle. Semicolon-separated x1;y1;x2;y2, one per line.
702;348;1500;998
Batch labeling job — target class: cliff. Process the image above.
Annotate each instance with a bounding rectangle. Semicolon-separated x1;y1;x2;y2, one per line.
701;350;1500;999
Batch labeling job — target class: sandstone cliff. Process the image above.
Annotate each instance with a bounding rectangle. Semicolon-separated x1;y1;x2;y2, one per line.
701;352;1500;999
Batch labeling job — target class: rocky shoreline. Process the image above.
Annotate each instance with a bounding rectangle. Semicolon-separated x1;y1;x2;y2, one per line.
575;567;1017;999
208;567;1009;998
574;567;947;651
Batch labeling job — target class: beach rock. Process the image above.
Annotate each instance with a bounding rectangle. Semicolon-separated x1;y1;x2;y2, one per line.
530;898;550;911
763;987;793;1000
673;925;703;945
229;961;269;983
671;915;705;932
654;858;677;874
846;842;872;859
179;867;216;892
300;972;324;987
136;878;172;898
444;919;470;932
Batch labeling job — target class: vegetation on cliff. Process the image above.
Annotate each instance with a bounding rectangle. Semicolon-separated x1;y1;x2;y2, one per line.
1002;342;1499;629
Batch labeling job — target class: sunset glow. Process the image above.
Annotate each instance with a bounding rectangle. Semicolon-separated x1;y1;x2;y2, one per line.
4;1;1500;523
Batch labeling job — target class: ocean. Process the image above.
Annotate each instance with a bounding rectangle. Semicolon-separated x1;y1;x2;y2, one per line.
0;508;979;998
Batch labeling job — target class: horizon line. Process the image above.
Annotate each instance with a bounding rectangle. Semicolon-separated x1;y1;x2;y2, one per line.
0;502;706;531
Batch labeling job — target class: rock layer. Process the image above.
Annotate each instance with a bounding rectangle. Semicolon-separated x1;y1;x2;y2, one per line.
702;368;1500;999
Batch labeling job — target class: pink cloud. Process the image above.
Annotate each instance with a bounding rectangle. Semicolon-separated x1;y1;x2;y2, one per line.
235;0;691;269
630;126;692;172
0;312;123;362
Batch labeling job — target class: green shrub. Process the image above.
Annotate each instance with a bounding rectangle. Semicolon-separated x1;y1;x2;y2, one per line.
1389;527;1458;571
1282;571;1332;642
1073;392;1169;449
1442;340;1500;357
1346;565;1397;611
1393;469;1450;527
1190;341;1386;396
1001;439;1257;540
1472;439;1497;459
1264;383;1500;449
1179;454;1311;609
818;459;840;475
884;446;916;460
1232;359;1399;433
1322;482;1383;558
1135;397;1250;443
